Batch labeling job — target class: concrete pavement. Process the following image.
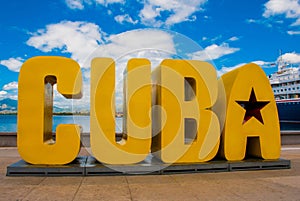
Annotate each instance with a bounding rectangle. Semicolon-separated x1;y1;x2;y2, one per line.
0;146;299;201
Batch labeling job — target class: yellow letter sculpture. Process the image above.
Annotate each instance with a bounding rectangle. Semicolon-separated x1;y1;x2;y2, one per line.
219;63;280;160
91;58;152;164
152;60;220;163
18;56;82;165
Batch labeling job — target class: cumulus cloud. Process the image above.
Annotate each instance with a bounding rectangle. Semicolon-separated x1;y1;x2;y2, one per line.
65;0;86;9
28;26;177;110
279;52;300;64
114;14;138;24
65;0;124;9
27;21;105;66
217;63;245;77
291;18;300;26
65;0;207;27
0;91;7;95
0;57;24;72
95;0;124;5
139;0;207;26
85;29;176;109
287;30;300;35
252;60;276;68
0;90;17;101
263;0;300;29
2;82;18;91
0;82;18;100
263;0;300;19
216;61;273;77
188;43;240;61
217;53;300;77
228;36;239;41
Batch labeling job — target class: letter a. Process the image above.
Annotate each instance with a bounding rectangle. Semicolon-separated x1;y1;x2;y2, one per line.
218;63;280;160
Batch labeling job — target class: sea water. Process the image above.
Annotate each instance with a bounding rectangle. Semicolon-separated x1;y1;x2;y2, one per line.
0;115;123;133
0;114;299;132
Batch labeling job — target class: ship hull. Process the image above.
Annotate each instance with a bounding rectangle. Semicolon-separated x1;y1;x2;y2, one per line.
276;100;300;130
276;101;300;122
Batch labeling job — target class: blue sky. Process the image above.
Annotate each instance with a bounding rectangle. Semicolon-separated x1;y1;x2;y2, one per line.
0;0;300;110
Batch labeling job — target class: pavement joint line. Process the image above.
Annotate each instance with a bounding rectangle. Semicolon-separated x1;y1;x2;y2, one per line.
125;176;134;201
281;147;300;150
71;177;84;201
0;147;18;150
22;177;46;200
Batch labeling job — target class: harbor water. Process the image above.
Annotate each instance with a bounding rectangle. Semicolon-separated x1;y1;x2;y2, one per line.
0;114;299;132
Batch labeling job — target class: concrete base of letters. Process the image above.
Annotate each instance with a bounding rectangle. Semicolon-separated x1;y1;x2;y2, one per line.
6;154;291;176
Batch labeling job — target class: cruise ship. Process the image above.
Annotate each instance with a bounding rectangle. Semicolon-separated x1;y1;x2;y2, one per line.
268;53;300;126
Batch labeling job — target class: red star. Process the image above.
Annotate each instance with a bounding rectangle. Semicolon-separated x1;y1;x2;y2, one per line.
236;88;269;124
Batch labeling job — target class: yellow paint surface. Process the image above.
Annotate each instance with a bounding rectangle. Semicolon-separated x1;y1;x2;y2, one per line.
17;56;82;165
90;58;152;164
152;60;220;163
218;63;280;160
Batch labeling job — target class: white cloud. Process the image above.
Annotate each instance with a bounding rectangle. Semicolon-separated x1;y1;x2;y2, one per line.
263;0;300;27
252;60;276;68
87;29;176;60
0;91;7;95
252;60;268;66
86;29;176;108
291;18;300;26
29;28;176;110
188;43;240;61
228;36;239;41
246;18;273;28
0;57;24;72
218;60;277;77
95;0;124;5
2;82;18;91
114;14;138;24
65;0;124;9
0;104;8;109
65;0;206;27
217;63;245;77
263;0;300;18
27;21;105;66
218;54;300;77
287;30;300;35
65;0;85;9
246;19;257;24
139;0;207;26
280;52;300;64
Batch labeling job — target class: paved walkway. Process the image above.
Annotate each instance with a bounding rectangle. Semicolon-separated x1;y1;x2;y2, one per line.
0;146;299;201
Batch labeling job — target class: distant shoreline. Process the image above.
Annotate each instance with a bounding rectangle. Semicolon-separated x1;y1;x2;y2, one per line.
0;113;90;116
0;112;124;117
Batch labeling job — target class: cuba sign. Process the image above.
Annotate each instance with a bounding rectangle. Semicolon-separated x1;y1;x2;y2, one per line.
17;56;280;165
